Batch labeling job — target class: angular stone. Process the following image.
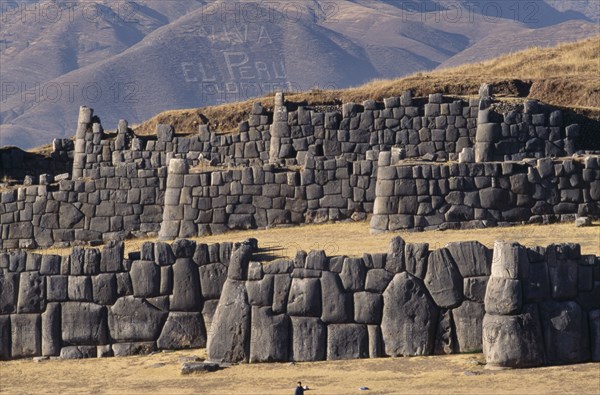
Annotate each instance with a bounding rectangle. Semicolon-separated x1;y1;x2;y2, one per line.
463;276;488;303
42;303;61;356
287;278;321;317
108;297;167;342
354;292;383;324
364;269;394;294
340;257;367;292
172;239;196;259
202;299;219;333
11;314;41;358
490;241;529;279
446;241;491;277
320;271;352;323
546;245;578;300
539;301;588;364
112;342;156;356
249;307;290;363
272;274;292;314
305;250;328;271
386;236;405;273
0;316;11;360
40;255;61;275
59;203;84;229
207;280;251;363
68;276;92;302
17;271;45;313
424;248;463;309
327;324;368;360
60;345;97;359
479;188;510;210
290;317;326;362
100;241;124;272
157;312;206;349
92;274;117;305
171;258;202;311
83;249;100;275
0;271;19;314
484;277;522;315
382;273;439;356
61;302;107;345
246;275;274;307
155;242;175;266
199;263;227;300
227;243;253;281
483;304;545;368
405;243;428;279
590;310;600;362
130;260;160;298
368;325;384;358
453;301;484;353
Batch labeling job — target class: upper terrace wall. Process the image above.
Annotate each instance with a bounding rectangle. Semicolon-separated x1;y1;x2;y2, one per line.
370;154;600;233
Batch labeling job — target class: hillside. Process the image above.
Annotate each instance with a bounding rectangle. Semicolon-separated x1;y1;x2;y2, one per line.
133;36;600;137
1;0;599;148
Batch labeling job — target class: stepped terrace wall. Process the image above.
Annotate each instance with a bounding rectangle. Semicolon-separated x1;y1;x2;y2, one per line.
0;239;237;360
370;154;600;233
0;163;166;250
2;237;598;367
158;156;378;239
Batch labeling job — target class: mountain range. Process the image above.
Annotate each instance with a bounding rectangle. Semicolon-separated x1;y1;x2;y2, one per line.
1;0;598;148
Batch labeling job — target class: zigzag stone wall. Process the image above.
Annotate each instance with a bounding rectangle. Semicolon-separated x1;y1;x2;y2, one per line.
2;237;598;366
370;154;600;232
0;239;238;360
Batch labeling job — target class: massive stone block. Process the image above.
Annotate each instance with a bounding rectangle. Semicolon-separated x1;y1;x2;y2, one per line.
17;271;45;313
386;236;405;273
404;243;428;279
340;257;366;292
62;302;107;346
199;263;227;300
327;324;369;361
453;301;485;353
446;241;491;277
157;312;206;350
463;276;488;303
354;292;383;324
92;273;117;305
246;275;274;307
272;274;292;314
424;248;463;309
382;272;439;356
228;242;253;280
100;241;124;272
490;241;529;279
539;301;588;364
130;260;160;298
484;277;522;315
11;314;41;358
320;271;352;323
0;316;10;360
0;271;18;314
290;317;326;362
249;306;290;363
287;278;321;317
108;297;167;342
546;245;578;300
207;280;251;363
42;303;61;356
590;310;600;362
523;262;550;302
483;304;545;368
171;258;202;311
365;269;394;293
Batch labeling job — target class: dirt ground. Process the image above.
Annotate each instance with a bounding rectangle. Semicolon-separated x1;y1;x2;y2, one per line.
0;350;598;395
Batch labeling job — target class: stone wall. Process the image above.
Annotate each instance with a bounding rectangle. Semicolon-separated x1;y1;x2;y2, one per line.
0;239;237;360
0;163;166;250
0;142;73;182
159;155;378;239
207;238;599;364
2;237;598;366
483;241;600;367
370;154;600;232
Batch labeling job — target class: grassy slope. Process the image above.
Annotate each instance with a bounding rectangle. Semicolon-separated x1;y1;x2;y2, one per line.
132;36;600;137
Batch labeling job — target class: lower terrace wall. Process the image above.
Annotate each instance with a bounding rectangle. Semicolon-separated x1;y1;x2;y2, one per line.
370;154;600;232
1;238;598;366
0;239;236;360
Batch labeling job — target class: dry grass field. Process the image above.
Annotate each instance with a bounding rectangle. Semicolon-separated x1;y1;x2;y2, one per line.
132;36;600;137
1;349;599;395
35;220;599;260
